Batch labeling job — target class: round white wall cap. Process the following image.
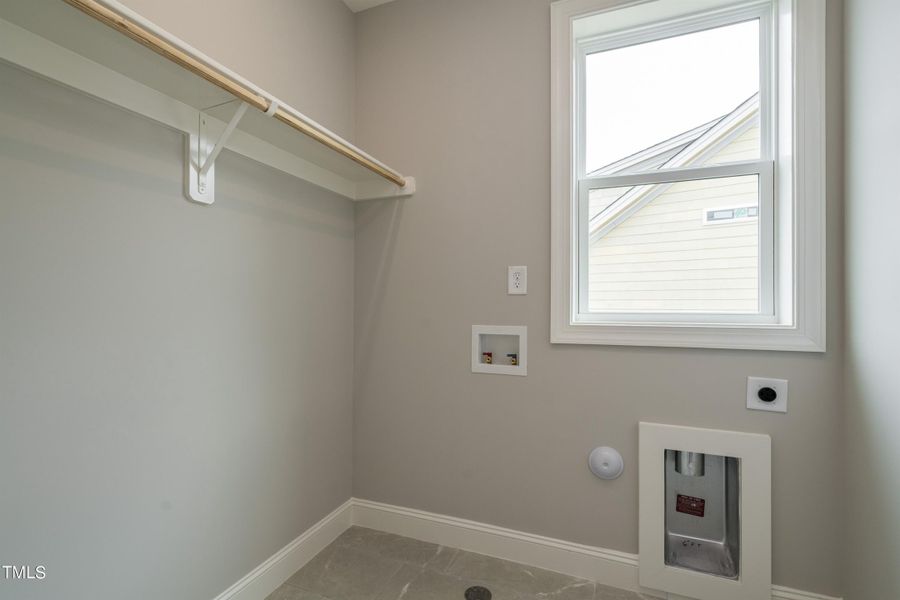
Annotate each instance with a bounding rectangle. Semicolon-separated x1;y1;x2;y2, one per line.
588;446;624;480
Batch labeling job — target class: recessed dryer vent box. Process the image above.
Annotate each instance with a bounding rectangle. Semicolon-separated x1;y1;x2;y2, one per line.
471;325;527;376
639;423;772;600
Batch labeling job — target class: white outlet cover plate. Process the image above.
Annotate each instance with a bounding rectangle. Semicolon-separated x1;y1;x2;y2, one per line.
747;376;788;413
508;266;527;295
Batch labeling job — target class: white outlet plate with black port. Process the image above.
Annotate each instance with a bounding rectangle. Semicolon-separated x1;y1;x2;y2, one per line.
747;377;788;413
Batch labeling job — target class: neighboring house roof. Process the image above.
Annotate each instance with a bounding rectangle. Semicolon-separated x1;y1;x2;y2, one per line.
587;118;721;178
589;93;760;240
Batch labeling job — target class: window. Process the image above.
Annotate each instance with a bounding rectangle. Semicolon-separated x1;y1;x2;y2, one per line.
551;0;826;351
703;205;759;225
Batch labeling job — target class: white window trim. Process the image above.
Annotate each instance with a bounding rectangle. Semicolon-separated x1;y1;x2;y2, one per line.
550;0;826;352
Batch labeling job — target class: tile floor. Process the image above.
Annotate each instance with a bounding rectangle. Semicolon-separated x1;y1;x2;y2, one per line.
267;526;649;600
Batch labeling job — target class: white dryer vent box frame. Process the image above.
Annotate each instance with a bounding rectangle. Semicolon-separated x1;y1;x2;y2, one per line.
638;423;771;600
471;325;527;376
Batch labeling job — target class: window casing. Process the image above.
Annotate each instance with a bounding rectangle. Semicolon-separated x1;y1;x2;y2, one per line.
550;0;826;351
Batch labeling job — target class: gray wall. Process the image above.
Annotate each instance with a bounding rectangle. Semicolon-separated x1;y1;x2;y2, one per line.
844;0;900;597
122;0;357;140
0;2;356;595
353;0;844;595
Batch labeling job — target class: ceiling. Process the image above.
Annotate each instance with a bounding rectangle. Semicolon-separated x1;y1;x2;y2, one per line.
342;0;397;12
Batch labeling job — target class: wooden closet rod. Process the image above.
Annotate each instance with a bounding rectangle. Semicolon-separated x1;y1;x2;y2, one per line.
61;0;408;188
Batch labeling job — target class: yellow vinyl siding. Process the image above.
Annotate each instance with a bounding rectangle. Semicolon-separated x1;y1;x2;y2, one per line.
589;137;761;312
590;186;629;220
590;267;758;282
708;124;760;164
592;255;758;273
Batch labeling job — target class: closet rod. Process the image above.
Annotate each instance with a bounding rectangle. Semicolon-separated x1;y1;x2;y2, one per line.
61;0;408;188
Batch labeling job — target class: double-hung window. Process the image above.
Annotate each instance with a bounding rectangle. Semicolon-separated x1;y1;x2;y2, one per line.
551;0;826;351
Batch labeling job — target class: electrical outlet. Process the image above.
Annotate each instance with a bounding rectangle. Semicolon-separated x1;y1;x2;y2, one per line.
508;266;527;295
747;376;788;413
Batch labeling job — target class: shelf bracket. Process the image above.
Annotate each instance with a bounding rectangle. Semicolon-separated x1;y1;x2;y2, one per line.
185;100;251;204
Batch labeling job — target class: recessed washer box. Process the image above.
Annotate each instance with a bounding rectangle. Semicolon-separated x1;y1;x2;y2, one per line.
471;325;527;376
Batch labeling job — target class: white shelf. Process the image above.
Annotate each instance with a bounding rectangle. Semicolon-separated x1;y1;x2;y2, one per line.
0;0;415;203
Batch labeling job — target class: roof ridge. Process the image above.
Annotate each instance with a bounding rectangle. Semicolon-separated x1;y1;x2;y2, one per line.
587;92;761;238
588;92;760;177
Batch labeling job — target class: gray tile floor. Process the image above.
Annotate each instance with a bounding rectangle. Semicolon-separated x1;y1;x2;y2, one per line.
267;526;649;600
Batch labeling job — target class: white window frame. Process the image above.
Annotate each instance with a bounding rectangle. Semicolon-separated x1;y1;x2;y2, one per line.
551;0;826;351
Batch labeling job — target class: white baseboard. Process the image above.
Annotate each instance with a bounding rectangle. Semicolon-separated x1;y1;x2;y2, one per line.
350;499;843;600
351;498;642;593
770;586;842;600
211;497;842;600
211;499;353;600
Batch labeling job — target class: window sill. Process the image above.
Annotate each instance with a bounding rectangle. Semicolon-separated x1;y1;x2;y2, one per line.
550;320;825;352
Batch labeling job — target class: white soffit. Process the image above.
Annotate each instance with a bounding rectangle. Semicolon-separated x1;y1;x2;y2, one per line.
342;0;397;13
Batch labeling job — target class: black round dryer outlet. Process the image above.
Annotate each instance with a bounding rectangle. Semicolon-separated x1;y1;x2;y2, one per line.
758;387;778;403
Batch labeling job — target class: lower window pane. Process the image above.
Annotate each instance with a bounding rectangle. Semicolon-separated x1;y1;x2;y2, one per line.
587;174;760;314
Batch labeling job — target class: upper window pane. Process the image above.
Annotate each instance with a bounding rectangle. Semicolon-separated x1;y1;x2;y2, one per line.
584;20;760;175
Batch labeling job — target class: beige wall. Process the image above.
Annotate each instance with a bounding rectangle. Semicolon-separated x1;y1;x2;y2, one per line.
122;0;357;140
844;0;900;597
353;0;844;595
0;1;356;599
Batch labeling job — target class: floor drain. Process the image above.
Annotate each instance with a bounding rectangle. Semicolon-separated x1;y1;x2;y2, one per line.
464;586;492;600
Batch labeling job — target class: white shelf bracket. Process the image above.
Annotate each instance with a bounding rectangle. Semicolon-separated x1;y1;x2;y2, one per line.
185;100;251;205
